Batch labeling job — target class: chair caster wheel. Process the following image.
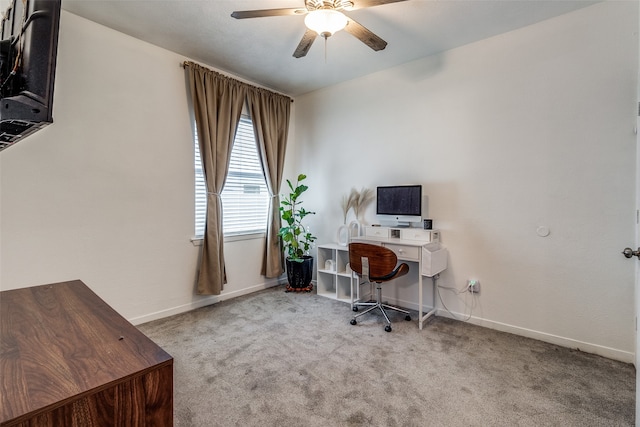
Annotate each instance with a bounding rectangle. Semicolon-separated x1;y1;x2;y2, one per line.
384;325;392;332
350;319;357;325
352;307;358;312
405;315;411;321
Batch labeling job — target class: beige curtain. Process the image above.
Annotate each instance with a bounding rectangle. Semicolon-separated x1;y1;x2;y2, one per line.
247;88;292;278
185;61;247;295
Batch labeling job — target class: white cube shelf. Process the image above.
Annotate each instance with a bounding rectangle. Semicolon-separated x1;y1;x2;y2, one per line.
316;243;357;303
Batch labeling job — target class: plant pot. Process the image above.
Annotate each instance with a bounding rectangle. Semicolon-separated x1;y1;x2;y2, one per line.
285;256;314;292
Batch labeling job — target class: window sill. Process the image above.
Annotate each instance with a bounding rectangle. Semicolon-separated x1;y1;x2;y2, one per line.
191;232;266;246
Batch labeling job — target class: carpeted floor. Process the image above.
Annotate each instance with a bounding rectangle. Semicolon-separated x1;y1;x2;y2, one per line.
138;285;635;426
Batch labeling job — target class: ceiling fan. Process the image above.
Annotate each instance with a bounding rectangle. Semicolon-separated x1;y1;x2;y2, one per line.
231;0;408;58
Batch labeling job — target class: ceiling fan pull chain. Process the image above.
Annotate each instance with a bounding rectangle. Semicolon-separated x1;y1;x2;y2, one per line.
324;36;327;63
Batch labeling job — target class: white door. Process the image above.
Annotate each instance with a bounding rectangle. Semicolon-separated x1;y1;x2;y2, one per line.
630;75;640;421
627;23;640;414
620;100;638;426
636;109;640;425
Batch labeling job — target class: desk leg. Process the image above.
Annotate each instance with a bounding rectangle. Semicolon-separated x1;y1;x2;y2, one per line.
419;275;438;329
418;272;423;330
350;274;355;310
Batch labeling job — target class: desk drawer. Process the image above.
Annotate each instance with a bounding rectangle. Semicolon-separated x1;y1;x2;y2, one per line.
401;229;435;242
365;227;390;239
385;243;420;261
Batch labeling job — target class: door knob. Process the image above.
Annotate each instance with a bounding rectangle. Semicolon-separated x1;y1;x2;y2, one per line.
622;247;640;259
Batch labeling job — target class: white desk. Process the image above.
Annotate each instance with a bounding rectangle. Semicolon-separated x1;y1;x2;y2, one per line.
351;227;446;330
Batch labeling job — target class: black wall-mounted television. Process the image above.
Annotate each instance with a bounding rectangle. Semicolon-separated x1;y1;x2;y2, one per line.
0;0;61;151
376;184;422;227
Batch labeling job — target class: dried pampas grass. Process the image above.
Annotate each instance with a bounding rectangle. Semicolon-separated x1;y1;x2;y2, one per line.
353;187;374;220
341;187;374;223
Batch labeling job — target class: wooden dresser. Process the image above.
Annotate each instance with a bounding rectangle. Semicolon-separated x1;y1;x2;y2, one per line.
0;280;173;426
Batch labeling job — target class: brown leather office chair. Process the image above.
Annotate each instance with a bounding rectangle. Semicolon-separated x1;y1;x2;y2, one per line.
348;242;412;332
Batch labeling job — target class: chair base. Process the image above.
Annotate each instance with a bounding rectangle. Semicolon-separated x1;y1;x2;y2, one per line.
350;286;411;332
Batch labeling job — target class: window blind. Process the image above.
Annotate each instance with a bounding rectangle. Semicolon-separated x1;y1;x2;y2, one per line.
195;116;269;237
194;134;207;237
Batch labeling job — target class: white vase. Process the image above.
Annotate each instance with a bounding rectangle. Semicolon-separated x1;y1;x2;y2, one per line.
337;225;349;246
348;220;361;238
325;259;335;271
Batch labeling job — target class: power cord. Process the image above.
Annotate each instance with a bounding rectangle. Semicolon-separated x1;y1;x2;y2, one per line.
436;281;477;322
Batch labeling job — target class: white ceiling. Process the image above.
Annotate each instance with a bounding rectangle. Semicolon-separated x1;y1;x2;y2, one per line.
62;0;598;97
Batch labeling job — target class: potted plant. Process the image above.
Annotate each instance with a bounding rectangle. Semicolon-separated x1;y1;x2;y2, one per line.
279;173;317;292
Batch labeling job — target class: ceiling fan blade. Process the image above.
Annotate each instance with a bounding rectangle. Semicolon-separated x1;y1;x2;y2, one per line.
347;0;408;11
293;29;317;58
231;8;307;19
344;18;387;51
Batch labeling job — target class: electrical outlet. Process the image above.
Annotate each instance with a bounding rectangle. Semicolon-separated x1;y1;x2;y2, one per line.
468;280;480;294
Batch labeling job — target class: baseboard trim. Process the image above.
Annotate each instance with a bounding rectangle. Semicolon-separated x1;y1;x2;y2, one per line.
128;278;283;326
389;297;634;364
442;310;633;363
131;282;633;364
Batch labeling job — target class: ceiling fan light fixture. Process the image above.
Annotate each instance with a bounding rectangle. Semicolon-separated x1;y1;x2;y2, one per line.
304;9;348;38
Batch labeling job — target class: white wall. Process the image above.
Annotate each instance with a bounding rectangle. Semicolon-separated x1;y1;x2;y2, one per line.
294;2;638;362
0;12;287;323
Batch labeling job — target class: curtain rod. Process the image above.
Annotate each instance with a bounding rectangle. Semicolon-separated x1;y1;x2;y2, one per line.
181;61;293;103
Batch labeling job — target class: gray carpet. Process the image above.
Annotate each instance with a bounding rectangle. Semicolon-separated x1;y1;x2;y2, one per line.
138;285;635;426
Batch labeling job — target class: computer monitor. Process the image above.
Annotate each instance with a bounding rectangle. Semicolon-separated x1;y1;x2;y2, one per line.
376;184;422;227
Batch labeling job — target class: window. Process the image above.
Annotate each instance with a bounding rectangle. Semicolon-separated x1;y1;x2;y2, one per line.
194;116;270;237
